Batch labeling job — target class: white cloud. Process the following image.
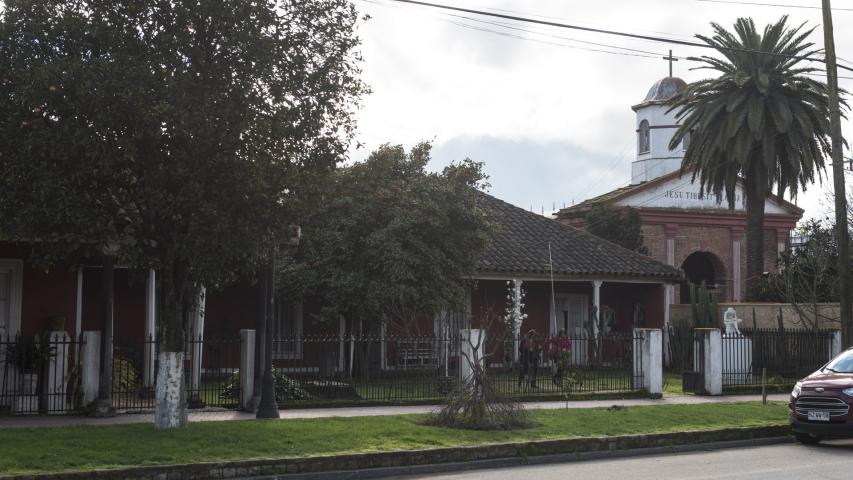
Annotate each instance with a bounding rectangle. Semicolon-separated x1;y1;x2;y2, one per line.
351;0;853;221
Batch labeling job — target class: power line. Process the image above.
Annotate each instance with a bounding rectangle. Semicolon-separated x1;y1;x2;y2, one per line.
446;14;665;57
387;0;853;73
445;20;660;59
696;0;853;11
362;0;853;77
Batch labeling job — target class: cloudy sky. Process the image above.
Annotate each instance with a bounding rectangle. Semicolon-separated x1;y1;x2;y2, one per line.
349;0;853;221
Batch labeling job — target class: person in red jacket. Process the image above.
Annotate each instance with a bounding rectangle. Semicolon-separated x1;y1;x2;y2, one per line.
546;329;572;384
517;330;542;389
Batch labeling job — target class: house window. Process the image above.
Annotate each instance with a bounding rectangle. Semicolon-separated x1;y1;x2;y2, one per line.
0;260;22;339
638;120;650;154
271;301;303;359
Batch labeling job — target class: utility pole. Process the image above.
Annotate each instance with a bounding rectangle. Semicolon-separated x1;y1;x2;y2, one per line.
823;0;851;347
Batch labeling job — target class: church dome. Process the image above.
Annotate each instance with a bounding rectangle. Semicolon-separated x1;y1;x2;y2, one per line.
641;77;686;103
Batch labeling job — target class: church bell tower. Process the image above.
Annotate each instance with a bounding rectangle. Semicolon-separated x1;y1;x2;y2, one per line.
630;76;687;185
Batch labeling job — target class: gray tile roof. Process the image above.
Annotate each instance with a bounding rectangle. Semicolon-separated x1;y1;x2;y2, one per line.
477;192;682;281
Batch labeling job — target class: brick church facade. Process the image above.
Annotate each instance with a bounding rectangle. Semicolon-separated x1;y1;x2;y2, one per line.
557;77;803;305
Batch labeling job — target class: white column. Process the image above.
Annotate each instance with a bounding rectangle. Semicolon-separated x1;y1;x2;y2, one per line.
511;279;523;363
338;317;345;372
380;320;388;371
190;287;206;404
143;269;156;388
239;329;255;411
74;268;83;343
81;331;101;406
592;280;603;338
732;227;743;302
47;331;70;413
663;285;671;367
703;329;723;396
665;224;677;303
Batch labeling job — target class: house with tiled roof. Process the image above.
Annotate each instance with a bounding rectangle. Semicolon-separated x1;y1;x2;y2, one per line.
466;192;682;343
0;187;679;414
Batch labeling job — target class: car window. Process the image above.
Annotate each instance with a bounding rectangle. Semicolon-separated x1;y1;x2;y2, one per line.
826;351;853;373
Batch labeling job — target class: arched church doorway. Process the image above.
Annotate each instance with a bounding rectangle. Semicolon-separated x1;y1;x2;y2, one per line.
679;251;725;304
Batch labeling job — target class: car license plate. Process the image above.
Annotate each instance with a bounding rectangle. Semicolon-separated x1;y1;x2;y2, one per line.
808;411;830;422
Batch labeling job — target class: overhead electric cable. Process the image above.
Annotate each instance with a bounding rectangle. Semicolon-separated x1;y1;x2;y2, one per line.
446;14;665;56
696;0;853;11
387;0;853;73
446;20;660;58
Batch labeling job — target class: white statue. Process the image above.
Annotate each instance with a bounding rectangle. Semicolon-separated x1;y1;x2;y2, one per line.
723;307;742;336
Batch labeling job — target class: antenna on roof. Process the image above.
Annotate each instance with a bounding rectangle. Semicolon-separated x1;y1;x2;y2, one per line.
548;242;556;335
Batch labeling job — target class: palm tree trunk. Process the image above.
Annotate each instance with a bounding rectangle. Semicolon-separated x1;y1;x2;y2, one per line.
745;175;767;296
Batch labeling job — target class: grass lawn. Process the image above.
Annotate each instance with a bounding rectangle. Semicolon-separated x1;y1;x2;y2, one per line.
663;371;686;394
350;370;638;402
0;402;787;475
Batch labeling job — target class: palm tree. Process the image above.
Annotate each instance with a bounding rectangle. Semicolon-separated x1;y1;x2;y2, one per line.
668;16;836;293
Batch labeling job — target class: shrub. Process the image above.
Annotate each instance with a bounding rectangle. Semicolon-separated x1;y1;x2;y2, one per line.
220;370;311;402
112;355;142;394
424;371;530;431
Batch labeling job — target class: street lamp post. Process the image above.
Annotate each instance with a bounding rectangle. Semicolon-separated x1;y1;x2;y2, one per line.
256;225;302;419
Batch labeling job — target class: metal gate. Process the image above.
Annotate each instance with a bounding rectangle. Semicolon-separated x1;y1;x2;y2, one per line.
682;329;706;394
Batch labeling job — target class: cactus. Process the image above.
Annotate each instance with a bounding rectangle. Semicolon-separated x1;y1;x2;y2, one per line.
752;307;757;331
689;281;719;328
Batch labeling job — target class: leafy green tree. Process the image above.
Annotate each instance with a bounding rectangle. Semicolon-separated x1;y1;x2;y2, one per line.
748;219;852;328
281;143;494;341
667;16;836;290
584;204;648;254
0;0;365;427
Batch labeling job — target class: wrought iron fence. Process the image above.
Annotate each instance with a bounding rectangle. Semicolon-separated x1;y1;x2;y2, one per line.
270;331;644;405
111;335;241;412
0;333;84;415
722;328;836;390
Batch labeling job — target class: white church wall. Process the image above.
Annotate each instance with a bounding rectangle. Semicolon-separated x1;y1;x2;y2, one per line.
613;175;791;214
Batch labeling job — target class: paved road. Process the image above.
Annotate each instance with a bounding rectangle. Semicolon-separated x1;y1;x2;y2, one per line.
401;441;853;480
0;393;789;429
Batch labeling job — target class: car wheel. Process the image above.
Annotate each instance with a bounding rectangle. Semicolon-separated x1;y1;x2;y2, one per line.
794;433;823;445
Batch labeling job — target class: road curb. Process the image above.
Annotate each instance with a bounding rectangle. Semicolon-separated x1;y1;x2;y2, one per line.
275;435;793;480
0;425;791;480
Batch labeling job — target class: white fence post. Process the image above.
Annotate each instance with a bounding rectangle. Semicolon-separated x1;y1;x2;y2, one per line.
633;329;662;398
459;329;483;383
240;329;256;411
832;330;842;359
47;331;70;413
81;331;101;407
703;329;722;396
647;329;662;397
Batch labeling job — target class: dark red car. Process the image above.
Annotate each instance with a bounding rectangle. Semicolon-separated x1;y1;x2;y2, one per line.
789;348;853;444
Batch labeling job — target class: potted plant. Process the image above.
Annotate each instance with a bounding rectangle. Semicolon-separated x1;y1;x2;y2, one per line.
6;335;55;395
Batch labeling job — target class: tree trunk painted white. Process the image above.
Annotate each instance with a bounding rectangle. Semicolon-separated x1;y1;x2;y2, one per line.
81;331;101;406
154;351;187;429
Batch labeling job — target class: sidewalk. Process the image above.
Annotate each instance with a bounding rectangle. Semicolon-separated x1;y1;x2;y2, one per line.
0;393;789;429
